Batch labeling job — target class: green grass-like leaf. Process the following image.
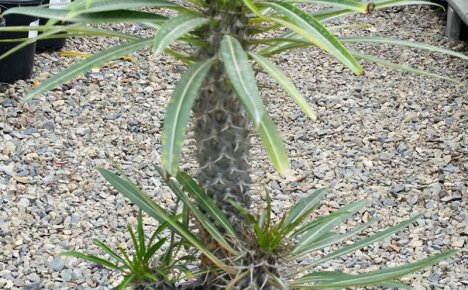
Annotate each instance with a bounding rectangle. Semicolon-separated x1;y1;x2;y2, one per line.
220;35;290;176
24;38;153;101
249;52;317;120
98;168;233;273
153;14;209;56
161;59;214;175
293;250;457;288
266;0;363;75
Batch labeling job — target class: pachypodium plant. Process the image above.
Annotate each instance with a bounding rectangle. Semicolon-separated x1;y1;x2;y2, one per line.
1;0;465;288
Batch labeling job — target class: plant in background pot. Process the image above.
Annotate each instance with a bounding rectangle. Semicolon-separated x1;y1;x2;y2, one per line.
1;0;466;288
36;0;72;51
0;0;42;83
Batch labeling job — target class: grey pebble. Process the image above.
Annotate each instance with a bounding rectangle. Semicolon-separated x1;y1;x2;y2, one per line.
48;258;65;272
61;269;72;282
42;120;56;131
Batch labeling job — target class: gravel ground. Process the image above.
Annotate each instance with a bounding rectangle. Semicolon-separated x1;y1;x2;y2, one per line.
0;4;467;290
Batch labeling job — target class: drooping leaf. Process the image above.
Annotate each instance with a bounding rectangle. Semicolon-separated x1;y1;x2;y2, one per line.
24;39;153;101
153;14;209;56
94;239;129;266
0;24;75;62
220;35;290;175
67;0;179;14
61;251;122;271
340;36;468;61
249;52;317;120
265;0;363;75
351;51;458;82
161;59;214;175
313;0;442;23
3;8;167;24
284;0;372;13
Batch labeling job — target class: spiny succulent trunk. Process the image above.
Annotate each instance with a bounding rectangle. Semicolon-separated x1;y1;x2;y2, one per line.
193;66;251;220
193;1;252;222
191;3;279;289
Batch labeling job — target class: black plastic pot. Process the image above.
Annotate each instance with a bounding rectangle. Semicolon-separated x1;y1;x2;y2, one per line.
36;0;71;51
0;0;43;84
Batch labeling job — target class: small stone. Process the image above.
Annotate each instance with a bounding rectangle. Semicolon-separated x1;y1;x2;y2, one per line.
443;164;459;173
42;120;56;131
3;141;16;156
0;164;15;176
52;100;65;107
430;183;442;195
49;258;65;272
391;184;406;194
17;198;30;208
13;176;30;184
24;282;41;290
61;269;72;282
23;128;38;135
70;213;81;224
362;159;373;168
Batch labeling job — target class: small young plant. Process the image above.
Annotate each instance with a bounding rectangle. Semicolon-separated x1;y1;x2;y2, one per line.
61;210;194;290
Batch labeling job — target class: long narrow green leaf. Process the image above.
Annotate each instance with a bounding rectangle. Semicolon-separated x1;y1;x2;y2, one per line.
293;250;456;288
293;200;366;237
3;8;167;24
161;59;214;175
24;39;152;101
67;0;179;14
143;238;166;263
300;215;423;272
282;188;327;231
220;35;290;175
313;1;442;23
294;218;380;257
61;251;122;271
137;210;145;261
158;172;238;255
242;0;266;18
285;0;372;13
293;200;366;254
153;14;209;56
249;52;317;120
127;225;140;259
97;168;233;273
265;0;363;75
175;172;236;236
351;51;458;82
378;280;414;289
0;25;141;41
340;36;468;61
0;24;75;62
375;0;443;10
117;274;135;290
94;239;129;266
292;212;351;255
